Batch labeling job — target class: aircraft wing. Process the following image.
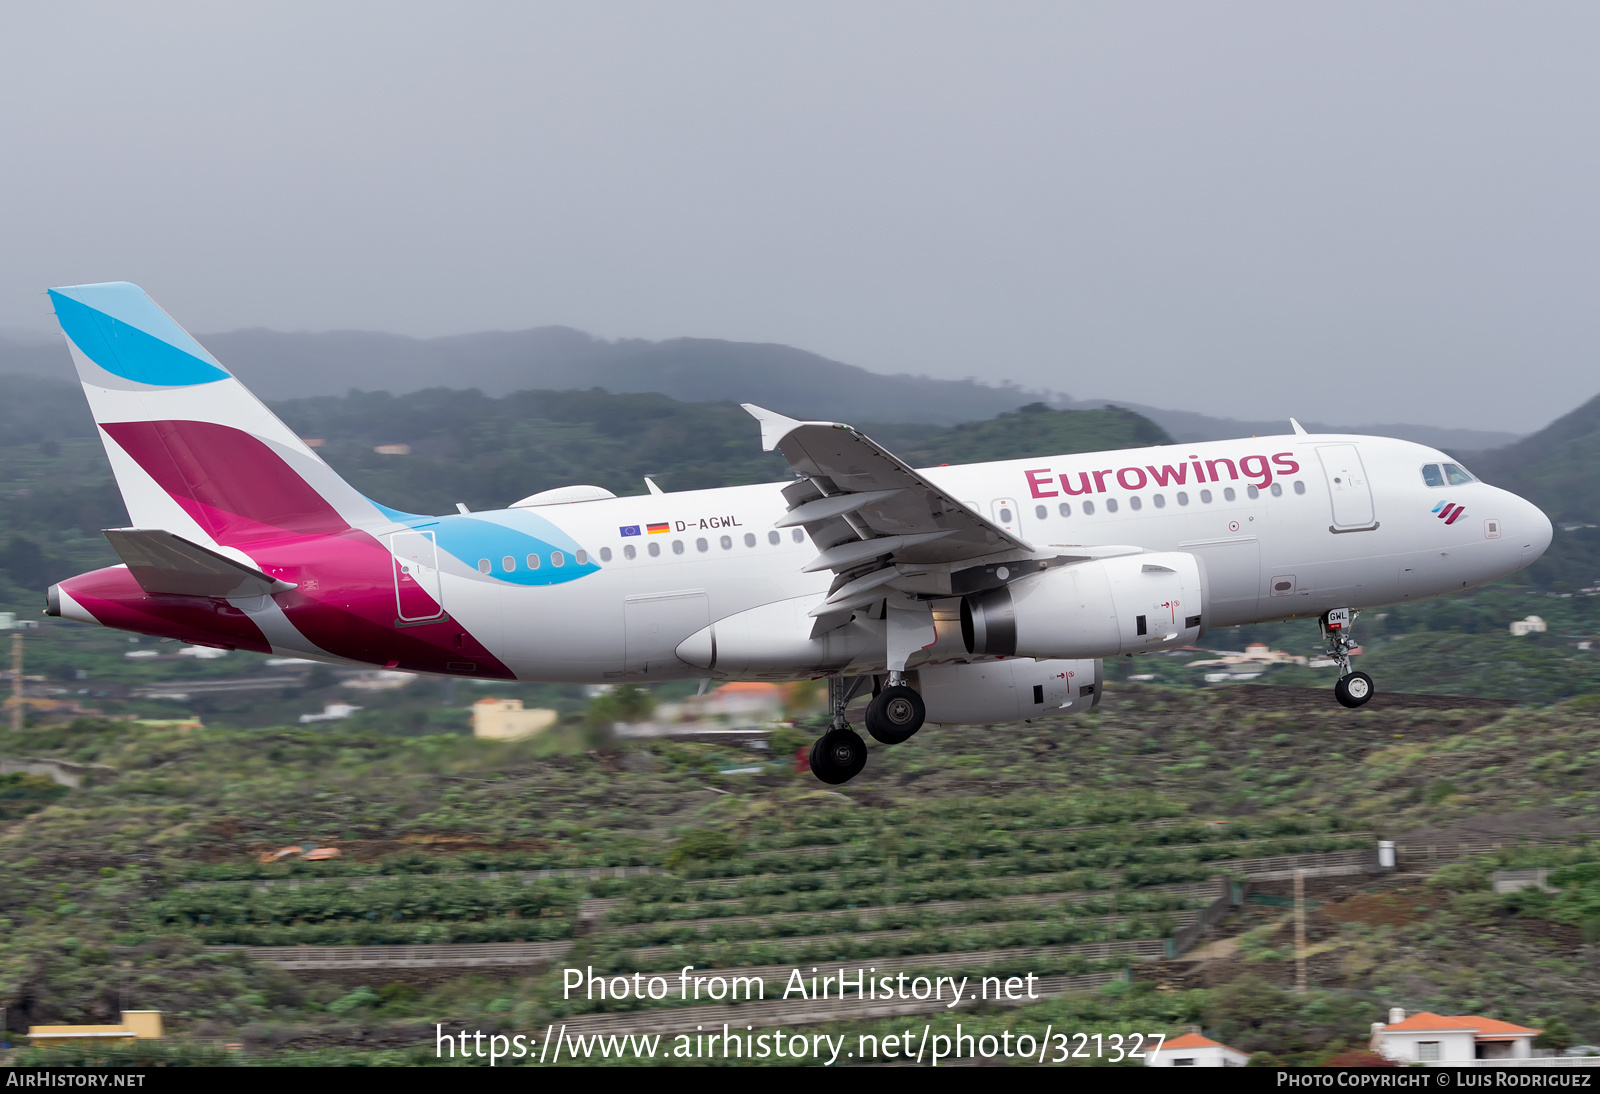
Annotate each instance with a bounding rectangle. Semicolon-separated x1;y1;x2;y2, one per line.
743;404;1032;587
103;528;298;598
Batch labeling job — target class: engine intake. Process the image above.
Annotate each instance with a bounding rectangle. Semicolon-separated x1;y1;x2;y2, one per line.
961;551;1204;659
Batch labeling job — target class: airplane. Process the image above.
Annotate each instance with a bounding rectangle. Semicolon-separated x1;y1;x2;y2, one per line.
41;282;1553;784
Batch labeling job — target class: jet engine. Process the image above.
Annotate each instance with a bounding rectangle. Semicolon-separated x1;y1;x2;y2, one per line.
917;657;1101;724
961;552;1204;659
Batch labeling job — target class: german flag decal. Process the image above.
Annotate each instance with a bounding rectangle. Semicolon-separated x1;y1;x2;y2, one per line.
646;522;670;535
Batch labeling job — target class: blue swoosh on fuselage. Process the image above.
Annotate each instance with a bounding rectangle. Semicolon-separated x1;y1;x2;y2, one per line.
394;509;600;586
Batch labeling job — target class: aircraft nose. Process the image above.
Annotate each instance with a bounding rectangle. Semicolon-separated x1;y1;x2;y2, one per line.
1517;496;1553;566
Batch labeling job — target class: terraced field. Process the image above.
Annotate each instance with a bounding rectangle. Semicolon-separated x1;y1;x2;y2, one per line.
5;681;1598;1065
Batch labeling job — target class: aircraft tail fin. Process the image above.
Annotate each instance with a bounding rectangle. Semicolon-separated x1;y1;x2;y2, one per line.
48;282;390;548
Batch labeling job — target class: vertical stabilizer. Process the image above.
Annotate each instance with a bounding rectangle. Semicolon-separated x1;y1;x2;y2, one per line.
48;283;389;549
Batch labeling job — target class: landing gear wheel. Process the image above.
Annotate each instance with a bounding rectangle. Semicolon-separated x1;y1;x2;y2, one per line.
865;685;926;744
809;727;868;785
1334;671;1374;709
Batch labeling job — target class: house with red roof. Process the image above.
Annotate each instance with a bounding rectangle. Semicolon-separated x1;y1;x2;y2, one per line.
1144;1031;1251;1067
1370;1008;1541;1063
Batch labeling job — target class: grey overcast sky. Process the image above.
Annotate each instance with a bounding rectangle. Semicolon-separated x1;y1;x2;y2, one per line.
3;3;1597;432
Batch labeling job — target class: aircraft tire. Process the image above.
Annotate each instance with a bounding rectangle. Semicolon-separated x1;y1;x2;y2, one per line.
1334;671;1375;709
810;727;868;784
865;685;926;744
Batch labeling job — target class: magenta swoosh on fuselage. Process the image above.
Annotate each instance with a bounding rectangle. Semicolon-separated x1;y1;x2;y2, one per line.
100;420;349;545
249;529;514;678
62;565;273;652
93;419;513;677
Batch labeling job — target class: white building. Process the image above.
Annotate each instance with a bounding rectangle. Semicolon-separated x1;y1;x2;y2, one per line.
1510;616;1548;636
1371;1009;1540;1063
1145;1032;1250;1067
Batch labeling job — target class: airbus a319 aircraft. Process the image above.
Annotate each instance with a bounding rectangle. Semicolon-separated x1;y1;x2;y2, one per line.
42;283;1553;783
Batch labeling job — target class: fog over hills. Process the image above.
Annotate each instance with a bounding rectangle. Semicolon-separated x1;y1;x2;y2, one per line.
0;327;1520;447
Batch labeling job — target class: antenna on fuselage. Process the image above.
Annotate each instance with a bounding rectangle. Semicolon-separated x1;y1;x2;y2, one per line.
645;477;665;496
1290;418;1308;435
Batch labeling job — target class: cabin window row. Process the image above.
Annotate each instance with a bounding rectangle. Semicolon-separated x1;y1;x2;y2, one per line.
1028;480;1306;520
612;527;806;560
477;527;811;571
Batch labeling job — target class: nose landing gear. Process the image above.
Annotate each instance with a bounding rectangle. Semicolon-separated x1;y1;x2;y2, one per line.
1321;608;1374;708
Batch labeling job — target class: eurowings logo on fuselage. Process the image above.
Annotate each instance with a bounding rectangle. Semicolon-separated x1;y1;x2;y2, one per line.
1433;501;1467;525
1023;451;1302;498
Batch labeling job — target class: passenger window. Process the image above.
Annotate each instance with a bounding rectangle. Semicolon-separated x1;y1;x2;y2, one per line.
1153;494;1165;508
1035;505;1047;520
1106;498;1119;513
551;551;565;567
720;535;732;550
1293;480;1305;495
1083;500;1096;515
1200;490;1213;504
1223;487;1236;502
1058;503;1072;517
1422;464;1445;487
1177;491;1189;506
623;544;636;560
999;506;1013;522
1270;483;1282;497
792;529;805;542
502;555;516;571
647;541;660;557
1443;462;1474;486
768;530;781;545
526;553;540;569
696;537;709;552
1246;485;1259;499
598;547;611;562
744;533;756;547
477;559;491;574
1129;496;1142;511
672;540;685;555
575;550;588;565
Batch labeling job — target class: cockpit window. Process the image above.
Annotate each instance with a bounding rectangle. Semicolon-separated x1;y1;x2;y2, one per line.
1421;464;1444;487
1442;462;1475;486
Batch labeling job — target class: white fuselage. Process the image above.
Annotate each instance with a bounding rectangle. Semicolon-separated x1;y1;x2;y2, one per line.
407;432;1551;684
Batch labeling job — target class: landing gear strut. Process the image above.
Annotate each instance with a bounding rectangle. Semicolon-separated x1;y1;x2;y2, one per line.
809;675;869;784
865;674;926;744
1321;608;1374;709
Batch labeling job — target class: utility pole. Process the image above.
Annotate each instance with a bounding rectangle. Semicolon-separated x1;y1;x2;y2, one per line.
1294;868;1308;992
9;632;21;736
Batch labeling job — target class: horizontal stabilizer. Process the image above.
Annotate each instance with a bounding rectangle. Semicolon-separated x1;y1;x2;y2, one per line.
103;528;297;598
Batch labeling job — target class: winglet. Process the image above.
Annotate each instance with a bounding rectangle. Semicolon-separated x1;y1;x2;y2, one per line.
1290;417;1308;435
741;403;807;452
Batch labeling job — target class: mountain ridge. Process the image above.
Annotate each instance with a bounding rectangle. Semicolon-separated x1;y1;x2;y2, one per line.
0;326;1521;447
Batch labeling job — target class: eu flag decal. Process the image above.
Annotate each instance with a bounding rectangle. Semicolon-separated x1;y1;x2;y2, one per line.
620;525;641;537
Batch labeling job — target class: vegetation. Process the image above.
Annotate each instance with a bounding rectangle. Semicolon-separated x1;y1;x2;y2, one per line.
0;681;1596;1064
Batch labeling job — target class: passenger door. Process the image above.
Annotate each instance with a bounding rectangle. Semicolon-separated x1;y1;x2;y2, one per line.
1317;444;1377;531
390;531;445;621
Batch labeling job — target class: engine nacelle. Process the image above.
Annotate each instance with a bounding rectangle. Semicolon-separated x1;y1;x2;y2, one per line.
961;551;1204;659
917;658;1101;724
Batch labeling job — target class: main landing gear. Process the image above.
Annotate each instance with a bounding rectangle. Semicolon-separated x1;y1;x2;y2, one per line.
808;673;930;785
1321;607;1374;709
809;675;869;785
865;677;927;745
